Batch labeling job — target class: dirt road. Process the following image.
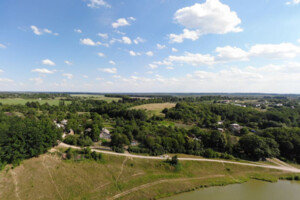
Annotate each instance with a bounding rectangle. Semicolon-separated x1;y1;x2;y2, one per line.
57;143;300;173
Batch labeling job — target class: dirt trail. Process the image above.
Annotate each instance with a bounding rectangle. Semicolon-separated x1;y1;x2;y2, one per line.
58;143;300;173
42;156;63;200
116;157;128;182
10;171;21;200
107;175;225;200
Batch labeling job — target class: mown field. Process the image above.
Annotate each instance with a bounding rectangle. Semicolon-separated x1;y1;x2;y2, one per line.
130;103;176;116
1;149;298;200
70;94;121;103
0;98;71;106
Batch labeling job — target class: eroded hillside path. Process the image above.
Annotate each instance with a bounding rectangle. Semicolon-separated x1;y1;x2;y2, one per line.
57;143;300;173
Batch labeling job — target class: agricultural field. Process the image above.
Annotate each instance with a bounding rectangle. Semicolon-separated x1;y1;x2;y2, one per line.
0;149;298;200
0;98;71;106
70;94;121;102
130;103;176;116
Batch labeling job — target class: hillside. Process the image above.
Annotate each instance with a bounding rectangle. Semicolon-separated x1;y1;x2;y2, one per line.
1;148;299;200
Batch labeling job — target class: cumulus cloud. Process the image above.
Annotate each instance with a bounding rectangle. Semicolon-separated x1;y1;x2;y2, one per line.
157;44;166;49
63;73;73;79
99;68;117;73
65;60;72;65
87;0;111;8
80;38;107;46
286;0;300;5
42;59;56;66
249;43;300;58
172;48;178;52
166;66;174;70
169;0;242;43
98;52;105;57
149;64;158;69
30;25;58;36
215;46;249;61
109;60;116;65
112;18;130;28
32;68;55;74
0;43;6;48
29;77;43;84
168;52;215;66
129;51;137;56
98;33;108;39
146;51;154;56
74;29;82;33
0;78;13;83
133;37;145;44
122;36;132;44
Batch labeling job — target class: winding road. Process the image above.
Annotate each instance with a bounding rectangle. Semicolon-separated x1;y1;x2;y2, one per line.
57;143;300;173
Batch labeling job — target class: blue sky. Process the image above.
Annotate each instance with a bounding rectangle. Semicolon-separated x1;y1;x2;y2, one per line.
1;0;300;93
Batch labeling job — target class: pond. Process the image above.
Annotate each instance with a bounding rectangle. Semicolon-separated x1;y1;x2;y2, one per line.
162;180;300;200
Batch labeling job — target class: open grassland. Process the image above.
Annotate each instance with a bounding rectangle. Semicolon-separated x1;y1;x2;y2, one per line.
1;150;299;200
0;98;71;106
130;103;176;117
70;94;121;103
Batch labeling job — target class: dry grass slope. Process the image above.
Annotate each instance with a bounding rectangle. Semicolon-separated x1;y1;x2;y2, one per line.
1;150;299;200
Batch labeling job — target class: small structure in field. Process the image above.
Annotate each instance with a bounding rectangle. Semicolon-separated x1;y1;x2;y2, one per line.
230;123;242;133
130;140;139;146
100;128;111;139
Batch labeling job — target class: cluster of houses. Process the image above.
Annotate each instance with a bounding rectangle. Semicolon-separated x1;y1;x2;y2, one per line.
54;119;112;140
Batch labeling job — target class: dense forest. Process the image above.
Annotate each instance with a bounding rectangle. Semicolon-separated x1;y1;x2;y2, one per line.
1;93;300;170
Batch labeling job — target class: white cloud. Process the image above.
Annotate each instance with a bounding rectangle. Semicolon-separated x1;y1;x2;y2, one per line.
169;29;200;43
286;0;300;5
170;0;242;42
113;75;121;79
87;0;111;8
109;60;116;65
166;66;174;70
98;33;108;39
32;68;55;74
42;59;56;66
63;73;73;79
122;36;132;44
216;46;249;61
168;52;215;66
133;37;145;44
65;60;72;65
0;43;6;48
0;78;13;83
96;77;104;81
0;69;3;73
112;18;130;28
298;38;300;43
83;75;88;78
146;51;154;56
74;29;82;33
99;68;117;74
149;64;158;69
172;48;178;52
128;17;136;21
157;44;166;49
98;52;105;57
29;77;43;84
129;51;137;56
30;25;58;36
249;43;300;58
80;38;104;46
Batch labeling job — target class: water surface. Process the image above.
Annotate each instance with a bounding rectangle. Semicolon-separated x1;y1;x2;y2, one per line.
163;180;300;200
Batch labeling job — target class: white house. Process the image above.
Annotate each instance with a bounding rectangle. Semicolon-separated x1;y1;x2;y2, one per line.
100;128;111;139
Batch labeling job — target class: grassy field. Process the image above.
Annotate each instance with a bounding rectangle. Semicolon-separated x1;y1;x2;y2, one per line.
130;103;176;117
70;94;121;103
0;98;71;106
1;149;299;200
